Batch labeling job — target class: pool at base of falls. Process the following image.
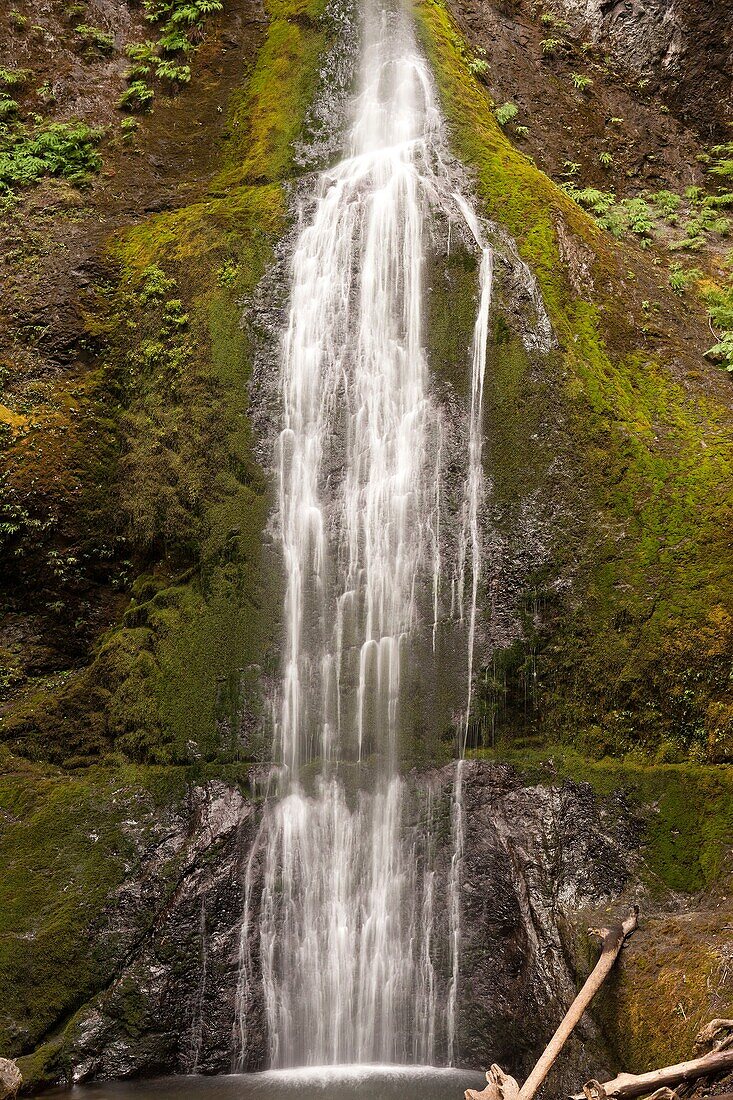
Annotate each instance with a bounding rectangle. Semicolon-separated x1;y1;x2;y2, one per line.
37;1065;487;1100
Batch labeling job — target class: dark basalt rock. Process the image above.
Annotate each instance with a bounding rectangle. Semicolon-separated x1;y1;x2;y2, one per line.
66;782;263;1081
61;764;643;1093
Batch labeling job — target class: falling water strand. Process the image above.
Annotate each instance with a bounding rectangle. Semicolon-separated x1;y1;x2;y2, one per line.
189;897;208;1074
235;0;493;1069
446;197;492;1066
232;814;267;1070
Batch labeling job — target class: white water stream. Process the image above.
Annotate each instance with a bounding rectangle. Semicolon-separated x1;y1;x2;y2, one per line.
234;0;493;1069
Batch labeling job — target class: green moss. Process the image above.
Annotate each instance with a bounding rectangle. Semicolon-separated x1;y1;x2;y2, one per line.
470;744;733;892
599;908;733;1072
16;1038;68;1092
0;761;157;1053
415;0;733;760
425;239;479;397
0;0;332;767
220;0;327;186
0;754;253;1073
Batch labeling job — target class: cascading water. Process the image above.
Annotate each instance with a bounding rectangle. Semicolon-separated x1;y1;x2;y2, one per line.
234;0;494;1070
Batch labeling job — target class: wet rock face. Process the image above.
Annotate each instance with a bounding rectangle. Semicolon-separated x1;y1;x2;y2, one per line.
453;762;640;1090
67;782;265;1081
63;765;642;1089
551;0;732;133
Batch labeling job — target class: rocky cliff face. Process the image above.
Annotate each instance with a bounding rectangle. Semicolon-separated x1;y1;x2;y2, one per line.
13;764;638;1088
15;760;726;1096
549;0;732;134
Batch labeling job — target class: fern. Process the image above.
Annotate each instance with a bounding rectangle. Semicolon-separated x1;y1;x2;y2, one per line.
0;68;33;88
154;59;191;82
170;4;202;24
118;81;155;112
706;331;733;371
74;24;115;55
562;185;616;216
157;28;191;52
622;197;654;239
709;143;733;182
650;189;681;219
494;102;519;127
668;263;702;293
0;120;103;192
468;57;489;78
0;96;19;121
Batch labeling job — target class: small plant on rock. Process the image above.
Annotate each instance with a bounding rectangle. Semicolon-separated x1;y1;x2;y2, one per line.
154;59;191;83
36;81;56;105
494;101;519;127
468;56;489;78
540;37;564;55
0;68;33;88
0;120;104;192
216;259;240;286
118;81;155;112
74;24;115;55
623;197;654;243
668;262;702;293
570;72;592;91
0;96;19;121
119;117;139;141
650;189;682;221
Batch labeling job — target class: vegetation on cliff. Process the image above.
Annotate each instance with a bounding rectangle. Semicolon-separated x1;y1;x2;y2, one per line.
415;0;733;764
1;0;332;768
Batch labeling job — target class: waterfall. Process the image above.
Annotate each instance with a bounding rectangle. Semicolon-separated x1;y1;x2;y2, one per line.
234;0;493;1069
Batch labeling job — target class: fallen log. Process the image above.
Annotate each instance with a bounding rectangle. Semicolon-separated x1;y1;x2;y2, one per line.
466;1063;520;1100
516;907;639;1100
571;1048;733;1100
466;907;639;1100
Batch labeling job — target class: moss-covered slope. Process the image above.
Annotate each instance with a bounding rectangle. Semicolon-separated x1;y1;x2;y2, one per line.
1;0;333;767
416;0;733;763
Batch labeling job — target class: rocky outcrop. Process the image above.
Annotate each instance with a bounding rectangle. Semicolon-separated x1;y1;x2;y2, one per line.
63;781;261;1081
5;758;731;1093
549;0;732;132
451;762;642;1091
24;764;639;1090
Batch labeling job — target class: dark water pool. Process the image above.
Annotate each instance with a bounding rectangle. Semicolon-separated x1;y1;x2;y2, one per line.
38;1066;486;1100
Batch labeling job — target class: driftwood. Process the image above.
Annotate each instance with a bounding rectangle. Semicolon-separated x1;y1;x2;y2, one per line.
466;907;639;1100
0;1060;22;1100
466;1063;520;1100
518;907;639;1100
466;909;733;1100
694;1019;733;1053
572;1048;733;1100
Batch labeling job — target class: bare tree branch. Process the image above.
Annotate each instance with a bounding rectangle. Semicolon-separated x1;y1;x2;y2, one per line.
572;1049;733;1100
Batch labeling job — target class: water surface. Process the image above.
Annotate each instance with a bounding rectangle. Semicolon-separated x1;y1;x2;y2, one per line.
41;1066;486;1100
